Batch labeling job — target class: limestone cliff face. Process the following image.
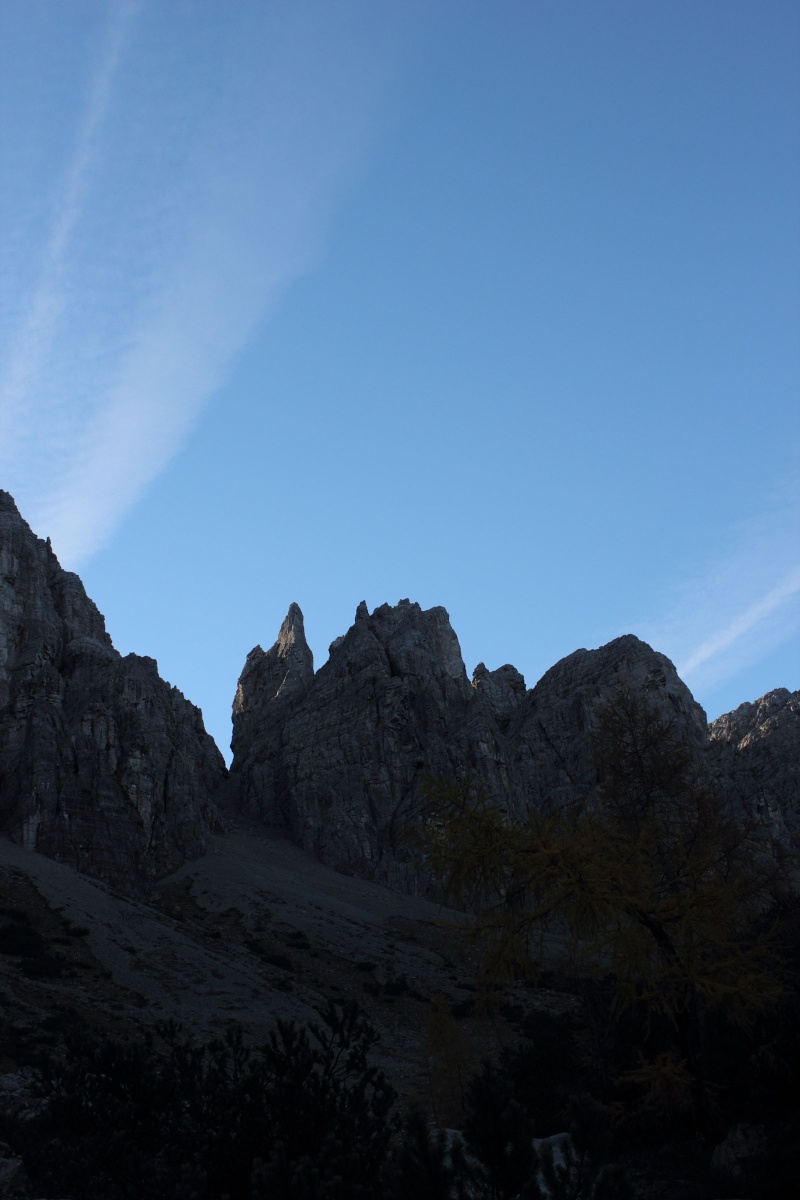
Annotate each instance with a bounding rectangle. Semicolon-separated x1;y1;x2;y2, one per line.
231;600;471;887
231;600;748;890
500;634;709;814
0;491;226;891
708;689;800;849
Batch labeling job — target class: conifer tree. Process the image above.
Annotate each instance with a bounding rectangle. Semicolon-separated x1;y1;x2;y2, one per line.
421;687;791;1135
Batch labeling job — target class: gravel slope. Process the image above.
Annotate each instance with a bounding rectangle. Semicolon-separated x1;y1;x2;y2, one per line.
0;822;496;1101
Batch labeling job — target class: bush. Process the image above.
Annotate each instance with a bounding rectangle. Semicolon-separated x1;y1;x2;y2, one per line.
0;921;45;957
5;1001;398;1200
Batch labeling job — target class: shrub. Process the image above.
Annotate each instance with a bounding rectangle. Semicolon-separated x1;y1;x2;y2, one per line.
5;1001;398;1200
0;921;45;957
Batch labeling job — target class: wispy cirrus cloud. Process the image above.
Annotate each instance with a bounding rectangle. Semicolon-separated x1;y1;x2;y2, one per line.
678;567;800;680
0;1;393;565
0;0;139;468
638;479;800;701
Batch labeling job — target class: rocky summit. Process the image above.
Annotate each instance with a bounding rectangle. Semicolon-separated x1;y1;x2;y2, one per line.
0;491;226;893
709;687;800;848
1;493;797;1199
230;599;798;890
1;488;797;899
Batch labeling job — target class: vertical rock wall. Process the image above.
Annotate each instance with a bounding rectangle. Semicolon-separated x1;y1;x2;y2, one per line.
0;491;227;892
231;598;746;890
708;689;800;848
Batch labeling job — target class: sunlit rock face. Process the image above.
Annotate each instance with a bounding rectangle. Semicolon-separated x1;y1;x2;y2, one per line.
0;491;226;892
231;600;733;890
709;689;800;850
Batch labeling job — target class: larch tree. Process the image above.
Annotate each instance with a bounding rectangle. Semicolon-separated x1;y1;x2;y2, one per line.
420;686;792;1136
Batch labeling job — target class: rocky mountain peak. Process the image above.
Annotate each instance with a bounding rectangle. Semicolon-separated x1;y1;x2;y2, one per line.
707;687;800;845
3;487;796;899
0;492;226;892
278;601;310;654
229;600;473;884
709;687;798;748
345;599;468;686
471;662;526;723
229;606;798;890
231;603;314;763
529;634;708;738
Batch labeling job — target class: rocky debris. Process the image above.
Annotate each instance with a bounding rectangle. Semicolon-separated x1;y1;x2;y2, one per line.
0;822;516;1112
231;600;755;890
711;1122;769;1185
0;1142;25;1195
0;491;226;893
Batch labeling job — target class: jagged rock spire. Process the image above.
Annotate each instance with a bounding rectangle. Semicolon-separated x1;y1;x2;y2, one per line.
229;601;798;894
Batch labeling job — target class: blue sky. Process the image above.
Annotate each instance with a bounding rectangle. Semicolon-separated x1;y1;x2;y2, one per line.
1;0;798;762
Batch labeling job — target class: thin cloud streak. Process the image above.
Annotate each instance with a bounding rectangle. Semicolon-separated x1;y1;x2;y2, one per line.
0;0;137;456
639;481;800;699
678;567;800;678
1;4;393;566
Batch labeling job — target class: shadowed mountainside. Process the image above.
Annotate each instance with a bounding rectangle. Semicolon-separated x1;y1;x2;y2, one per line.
231;600;798;890
0;492;226;893
1;490;796;900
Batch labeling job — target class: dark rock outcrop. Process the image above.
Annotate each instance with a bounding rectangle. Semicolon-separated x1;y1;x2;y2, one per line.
230;599;778;891
6;471;791;901
0;491;226;892
709;688;800;848
231;599;471;888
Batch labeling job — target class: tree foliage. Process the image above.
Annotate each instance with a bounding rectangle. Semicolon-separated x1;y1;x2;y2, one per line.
1;1000;635;1200
6;1001;398;1200
420;687;793;1133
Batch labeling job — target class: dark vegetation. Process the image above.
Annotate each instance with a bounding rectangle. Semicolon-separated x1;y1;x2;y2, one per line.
1;690;797;1197
418;688;800;1197
0;909;67;977
11;983;797;1198
0;999;644;1200
3;1002;396;1200
0;947;797;1198
1;916;796;1196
